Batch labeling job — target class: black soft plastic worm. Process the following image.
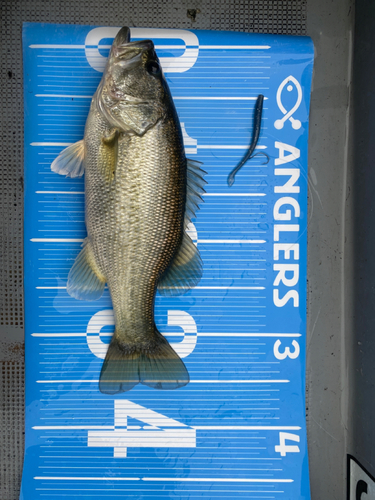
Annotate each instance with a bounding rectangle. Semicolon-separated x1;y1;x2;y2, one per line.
227;94;269;187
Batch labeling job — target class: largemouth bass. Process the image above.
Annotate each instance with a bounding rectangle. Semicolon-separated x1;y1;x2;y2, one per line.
51;27;206;394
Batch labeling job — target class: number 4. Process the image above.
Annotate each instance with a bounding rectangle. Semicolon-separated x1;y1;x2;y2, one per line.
275;432;300;456
88;400;196;458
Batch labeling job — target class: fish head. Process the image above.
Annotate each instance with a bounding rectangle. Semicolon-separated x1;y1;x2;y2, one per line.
98;27;171;136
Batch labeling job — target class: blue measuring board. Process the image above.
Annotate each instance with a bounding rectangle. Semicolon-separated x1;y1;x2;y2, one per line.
21;23;314;500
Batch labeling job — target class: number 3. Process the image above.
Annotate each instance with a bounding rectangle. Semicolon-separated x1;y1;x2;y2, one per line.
273;339;300;360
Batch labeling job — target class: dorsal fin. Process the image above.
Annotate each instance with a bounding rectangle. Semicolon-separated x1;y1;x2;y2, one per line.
185;159;207;225
157;159;206;296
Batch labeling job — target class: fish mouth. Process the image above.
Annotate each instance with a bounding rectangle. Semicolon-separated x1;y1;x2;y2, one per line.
112;43;153;63
113;26;154;54
111;30;155;69
113;27;131;46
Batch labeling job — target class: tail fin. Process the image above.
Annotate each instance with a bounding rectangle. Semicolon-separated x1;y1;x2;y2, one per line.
99;330;189;394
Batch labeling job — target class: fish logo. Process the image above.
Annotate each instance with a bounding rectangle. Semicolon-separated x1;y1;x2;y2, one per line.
274;76;302;130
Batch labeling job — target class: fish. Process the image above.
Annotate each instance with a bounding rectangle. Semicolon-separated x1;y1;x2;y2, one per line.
51;27;206;394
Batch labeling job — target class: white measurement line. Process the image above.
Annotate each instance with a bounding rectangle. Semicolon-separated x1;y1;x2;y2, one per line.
31;142;73;146
190;380;289;384
31;239;84;243
34;94;266;101
35;191;266;196
35;94;92;98
30;44;189;50
30;44;86;49
33;426;114;430
200;45;271;50
201;332;299;337
34;476;140;481
30;44;270;50
199;240;266;244
204;193;266;197
195;286;265;289
32;333;85;337
199;145;267;149
34;489;285;494
176;97;269;100
36;191;84;194
32;237;264;245
30;44;270;51
36;286;67;289
34;475;290;483
35;285;265;290
193;426;299;430
34;191;266;197
31;141;267;151
33;425;300;431
31;332;299;338
143;477;292;483
36;379;289;384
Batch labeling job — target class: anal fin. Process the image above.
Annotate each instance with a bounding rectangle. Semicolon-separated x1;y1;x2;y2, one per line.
67;238;106;300
157;231;203;296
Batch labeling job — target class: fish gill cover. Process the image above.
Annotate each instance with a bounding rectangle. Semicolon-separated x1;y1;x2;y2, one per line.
21;23;313;500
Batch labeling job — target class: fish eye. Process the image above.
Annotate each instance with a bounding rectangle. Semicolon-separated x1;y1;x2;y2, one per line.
146;61;161;76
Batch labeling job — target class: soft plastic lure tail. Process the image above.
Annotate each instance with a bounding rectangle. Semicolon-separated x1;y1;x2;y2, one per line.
227;94;269;187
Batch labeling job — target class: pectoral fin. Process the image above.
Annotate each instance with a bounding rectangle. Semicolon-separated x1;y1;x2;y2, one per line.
67;238;106;301
98;129;119;181
51;140;85;178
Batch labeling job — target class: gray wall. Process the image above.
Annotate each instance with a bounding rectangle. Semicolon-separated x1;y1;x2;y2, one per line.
350;0;375;477
306;0;354;498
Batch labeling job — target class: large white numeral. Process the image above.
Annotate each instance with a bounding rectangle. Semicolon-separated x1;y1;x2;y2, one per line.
86;309;114;359
186;221;198;246
86;309;197;359
181;123;198;155
275;432;300;457
87;400;196;457
167;310;197;357
273;339;300;360
85;27;199;73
